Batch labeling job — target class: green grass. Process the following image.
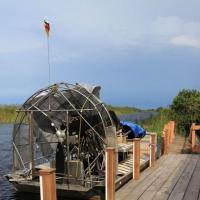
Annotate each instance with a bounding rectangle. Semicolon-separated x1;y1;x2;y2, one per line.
0;104;171;135
141;108;172;137
0;104;140;123
0;105;18;123
106;105;140;115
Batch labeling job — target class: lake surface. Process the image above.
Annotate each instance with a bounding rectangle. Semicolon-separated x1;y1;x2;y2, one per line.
0;124;85;200
0;119;154;200
0;124;41;200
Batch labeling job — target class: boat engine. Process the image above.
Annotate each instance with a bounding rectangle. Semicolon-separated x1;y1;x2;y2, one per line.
12;82;116;189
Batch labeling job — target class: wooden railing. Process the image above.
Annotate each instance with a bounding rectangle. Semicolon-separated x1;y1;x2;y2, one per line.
162;121;175;155
39;122;176;200
106;134;157;200
190;123;200;153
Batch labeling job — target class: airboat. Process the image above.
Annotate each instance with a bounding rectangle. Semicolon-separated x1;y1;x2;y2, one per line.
5;82;148;198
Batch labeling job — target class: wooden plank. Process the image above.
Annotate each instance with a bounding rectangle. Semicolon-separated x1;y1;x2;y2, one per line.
183;155;200;200
119;164;131;168
118;169;130;174
125;160;133;164
116;154;169;200
168;155;198;200
118;165;130;170
129;155;177;199
137;154;185;200
117;155;176;200
121;164;132;168
117;157;150;181
118;169;129;174
194;125;200;130
116;157;150;190
150;154;191;200
122;161;132;165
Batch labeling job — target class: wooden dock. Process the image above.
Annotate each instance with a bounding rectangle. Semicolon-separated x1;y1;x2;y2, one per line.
37;122;200;200
116;135;200;200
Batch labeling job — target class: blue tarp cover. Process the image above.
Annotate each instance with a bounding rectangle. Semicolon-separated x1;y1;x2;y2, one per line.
120;121;146;138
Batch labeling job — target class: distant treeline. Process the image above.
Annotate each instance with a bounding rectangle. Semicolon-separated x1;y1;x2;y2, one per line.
0;104;140;123
0;105;18;123
106;105;140;115
141;108;171;136
0;104;171;133
1;88;198;136
143;89;200;136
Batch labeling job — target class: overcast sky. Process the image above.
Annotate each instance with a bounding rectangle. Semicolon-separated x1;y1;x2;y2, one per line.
0;0;200;108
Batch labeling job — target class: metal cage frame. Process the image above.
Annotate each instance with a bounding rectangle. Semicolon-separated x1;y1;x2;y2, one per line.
12;82;116;188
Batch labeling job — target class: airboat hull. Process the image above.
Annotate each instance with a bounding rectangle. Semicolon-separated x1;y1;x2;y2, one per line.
7;179;104;199
6;153;150;199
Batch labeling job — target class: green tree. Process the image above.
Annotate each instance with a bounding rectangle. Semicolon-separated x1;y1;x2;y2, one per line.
171;89;200;135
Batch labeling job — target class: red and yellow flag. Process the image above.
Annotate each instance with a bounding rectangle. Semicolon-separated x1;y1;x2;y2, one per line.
44;19;50;36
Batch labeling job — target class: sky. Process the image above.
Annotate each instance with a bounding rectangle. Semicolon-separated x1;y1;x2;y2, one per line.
0;0;200;108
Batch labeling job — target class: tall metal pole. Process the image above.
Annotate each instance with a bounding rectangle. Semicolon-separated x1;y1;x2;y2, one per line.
66;111;70;188
29;111;35;179
47;35;51;111
44;18;51;110
47;35;51;88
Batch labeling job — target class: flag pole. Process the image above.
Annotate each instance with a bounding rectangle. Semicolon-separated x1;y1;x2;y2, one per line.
44;17;51;110
47;34;51;88
47;34;51;111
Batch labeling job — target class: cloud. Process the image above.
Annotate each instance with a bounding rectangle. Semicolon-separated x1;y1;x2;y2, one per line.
0;25;44;54
1;0;200;107
169;35;200;48
147;16;200;49
151;16;184;37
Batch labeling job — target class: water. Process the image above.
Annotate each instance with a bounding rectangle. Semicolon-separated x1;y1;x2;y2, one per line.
0;124;88;200
0;124;41;200
118;110;157;123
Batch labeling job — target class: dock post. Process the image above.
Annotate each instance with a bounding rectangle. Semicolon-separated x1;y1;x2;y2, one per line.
39;168;57;200
170;121;175;143
163;124;169;155
161;135;165;155
164;129;169;155
162;125;168;155
133;139;140;180
150;133;156;167
191;123;196;153
168;122;172;144
106;147;116;200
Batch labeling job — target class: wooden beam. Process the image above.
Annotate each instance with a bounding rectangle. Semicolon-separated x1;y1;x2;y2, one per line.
161;135;165;155
170;121;175;143
39;168;57;200
150;133;156;167
165;130;169;155
194;125;200;130
169;122;174;144
191;123;196;153
162;124;169;155
106;147;116;200
133;139;140;180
